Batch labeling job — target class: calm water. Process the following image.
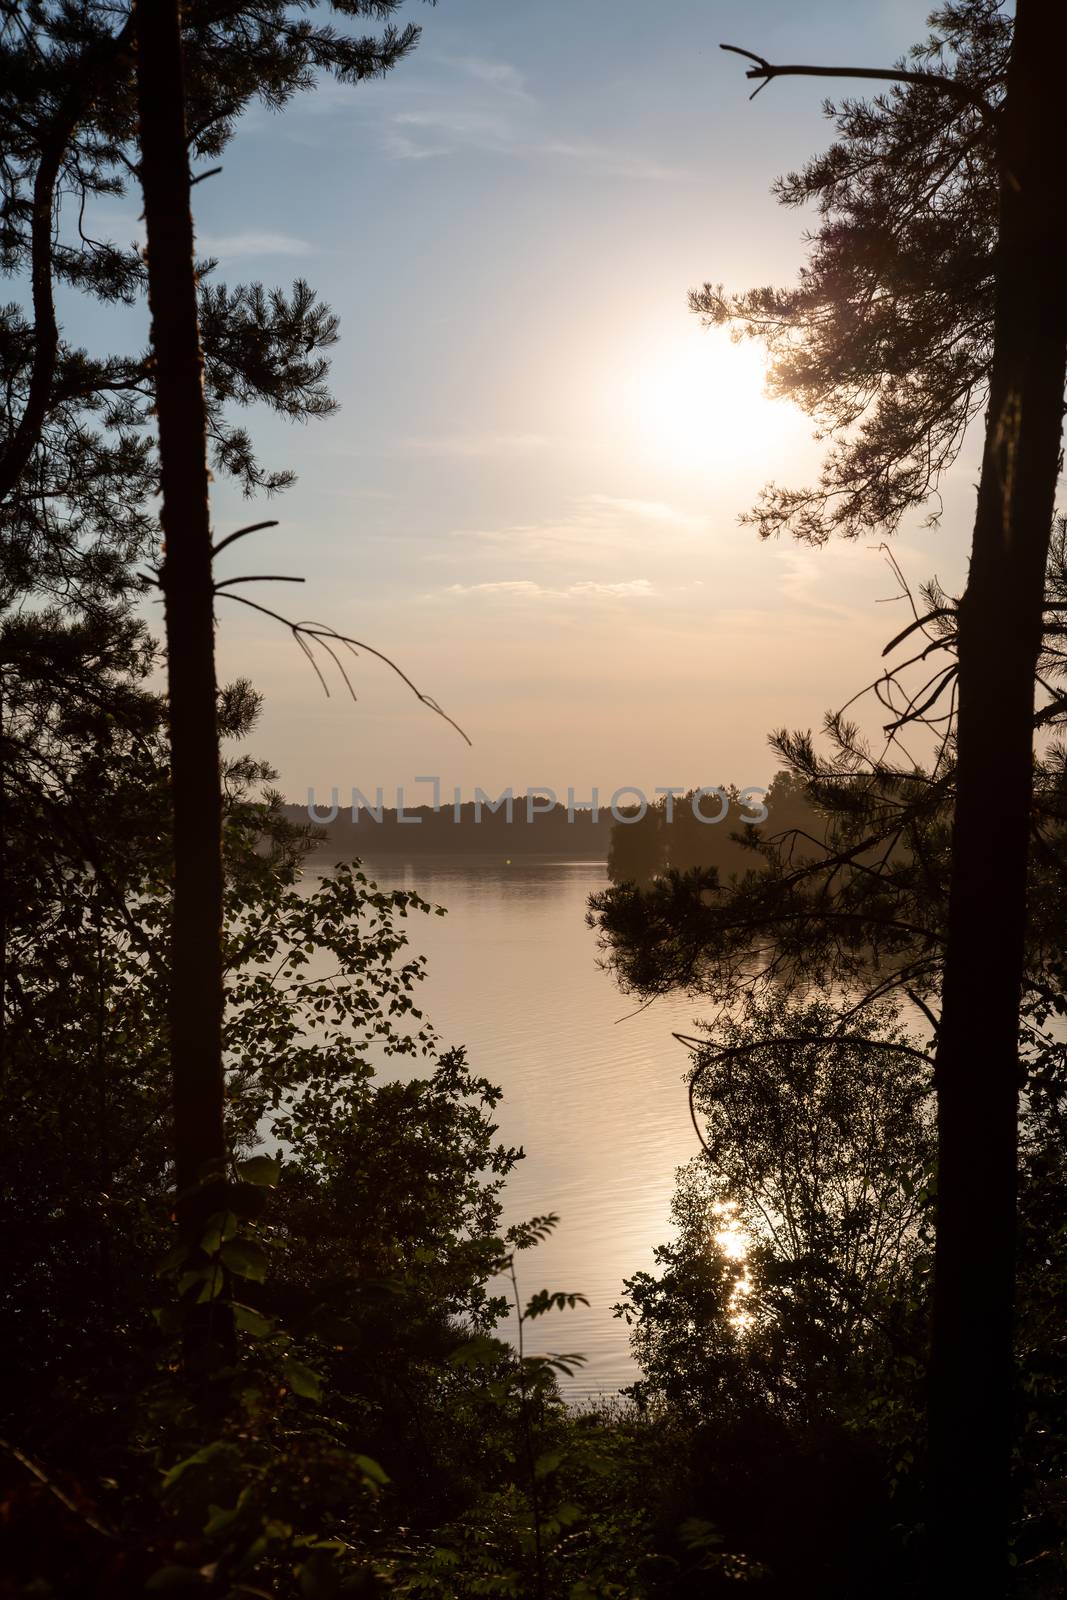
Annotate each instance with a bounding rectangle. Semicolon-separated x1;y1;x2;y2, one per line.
299;852;707;1397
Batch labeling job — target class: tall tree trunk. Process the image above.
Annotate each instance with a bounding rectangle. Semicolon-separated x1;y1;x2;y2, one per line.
929;2;1067;1587
134;0;230;1363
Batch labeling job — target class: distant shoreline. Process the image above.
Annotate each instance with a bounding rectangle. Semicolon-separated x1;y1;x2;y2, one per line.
282;801;613;858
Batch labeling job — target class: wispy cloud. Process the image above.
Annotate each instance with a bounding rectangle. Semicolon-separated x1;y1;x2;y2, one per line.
537;140;684;183
450;494;707;564
388;103;515;154
329;53;686;180
768;542;883;621
71;213;316;264
569;579;656;599
439;577;656;603
444;55;532;100
380;130;455;161
199;230;315;261
583;494;699;525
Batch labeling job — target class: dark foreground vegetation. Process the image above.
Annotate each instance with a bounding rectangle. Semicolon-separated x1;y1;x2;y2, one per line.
3;1;1067;1595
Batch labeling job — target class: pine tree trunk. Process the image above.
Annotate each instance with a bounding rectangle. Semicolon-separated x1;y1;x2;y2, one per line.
929;2;1067;1587
134;0;230;1362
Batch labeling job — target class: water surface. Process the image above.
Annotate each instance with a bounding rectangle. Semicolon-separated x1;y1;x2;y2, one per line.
300;852;706;1397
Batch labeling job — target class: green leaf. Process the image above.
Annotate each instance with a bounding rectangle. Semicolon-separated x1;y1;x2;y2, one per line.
353;1454;390;1488
163;1441;234;1491
446;1334;506;1369
203;1502;240;1538
232;1302;273;1338
236;1154;281;1187
524;1289;590;1320
196;1268;225;1303
200;1211;238;1253
534;1449;563;1479
177;1269;207;1299
282;1357;322;1401
298;1549;341;1599
155;1244;189;1279
542;1352;588;1377
146;1567;204;1591
219;1238;269;1281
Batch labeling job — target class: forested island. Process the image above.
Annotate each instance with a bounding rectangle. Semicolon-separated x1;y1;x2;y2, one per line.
4;3;1067;1599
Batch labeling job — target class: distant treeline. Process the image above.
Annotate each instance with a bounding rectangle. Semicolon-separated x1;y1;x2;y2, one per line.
284;774;821;867
286;798;613;856
607;772;824;886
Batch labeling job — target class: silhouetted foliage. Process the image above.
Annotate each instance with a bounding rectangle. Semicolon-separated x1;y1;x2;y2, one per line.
602;0;1067;1583
693;3;1008;545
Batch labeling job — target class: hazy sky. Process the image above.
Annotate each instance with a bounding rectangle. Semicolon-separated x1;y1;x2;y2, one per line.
105;0;982;801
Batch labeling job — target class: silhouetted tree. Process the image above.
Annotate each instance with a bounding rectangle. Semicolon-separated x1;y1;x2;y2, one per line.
598;5;1067;1583
134;0;230;1359
924;7;1067;1585
0;0;449;1363
0;2;429;615
620;998;935;1596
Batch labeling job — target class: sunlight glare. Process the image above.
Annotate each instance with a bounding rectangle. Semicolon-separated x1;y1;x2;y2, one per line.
620;327;803;476
711;1200;754;1330
712;1199;750;1262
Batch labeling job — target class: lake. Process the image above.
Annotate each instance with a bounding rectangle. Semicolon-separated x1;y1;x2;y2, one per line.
299;851;707;1398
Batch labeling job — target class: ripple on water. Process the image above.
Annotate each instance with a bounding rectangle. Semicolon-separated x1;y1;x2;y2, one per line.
297;853;705;1395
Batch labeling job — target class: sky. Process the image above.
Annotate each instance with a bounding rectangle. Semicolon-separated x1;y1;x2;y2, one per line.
94;0;982;803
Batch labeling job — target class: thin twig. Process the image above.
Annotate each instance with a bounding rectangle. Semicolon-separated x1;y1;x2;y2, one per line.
215;591;472;744
0;1437;115;1538
213;574;305;590
211;519;280;558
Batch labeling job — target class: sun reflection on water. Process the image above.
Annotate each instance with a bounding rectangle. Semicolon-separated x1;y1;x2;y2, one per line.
711;1200;755;1331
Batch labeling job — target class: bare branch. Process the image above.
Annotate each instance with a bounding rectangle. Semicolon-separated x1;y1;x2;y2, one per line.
210;520;279;558
719;43;999;125
213;574;305;589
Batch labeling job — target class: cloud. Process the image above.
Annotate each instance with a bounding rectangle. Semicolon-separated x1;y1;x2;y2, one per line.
568;579;657;598
380;130;455;161
451;494;707;565
445;55;532;100
582;494;699;525
536;140;684;183
443;580;543;599
391;104;516;146
438;577;656;603
249;51;687;179
340;54;685;180
199;230;315;261
767;541;884;621
381;114;685;179
72;213;317;264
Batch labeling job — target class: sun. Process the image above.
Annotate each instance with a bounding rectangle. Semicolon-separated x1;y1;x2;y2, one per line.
618;326;803;476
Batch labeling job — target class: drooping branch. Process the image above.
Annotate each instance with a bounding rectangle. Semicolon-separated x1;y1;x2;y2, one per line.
676;1030;937;1158
215;588;472;745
